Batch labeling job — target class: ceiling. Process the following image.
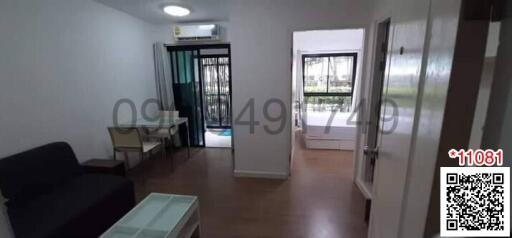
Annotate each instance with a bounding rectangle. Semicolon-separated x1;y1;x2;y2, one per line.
95;0;229;24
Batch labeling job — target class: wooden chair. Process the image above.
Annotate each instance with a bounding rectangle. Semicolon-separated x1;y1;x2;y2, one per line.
108;127;161;169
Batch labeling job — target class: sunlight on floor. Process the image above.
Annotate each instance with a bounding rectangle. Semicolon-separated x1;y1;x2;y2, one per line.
205;129;232;148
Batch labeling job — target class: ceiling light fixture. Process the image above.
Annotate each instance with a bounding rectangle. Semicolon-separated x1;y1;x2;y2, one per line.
163;5;190;17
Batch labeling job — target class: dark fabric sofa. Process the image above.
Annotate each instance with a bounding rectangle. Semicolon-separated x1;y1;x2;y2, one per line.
0;142;135;238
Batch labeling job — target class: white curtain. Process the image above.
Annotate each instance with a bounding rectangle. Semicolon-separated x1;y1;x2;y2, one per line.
153;42;181;146
153;42;175;110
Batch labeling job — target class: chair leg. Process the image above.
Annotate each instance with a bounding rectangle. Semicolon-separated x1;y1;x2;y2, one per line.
123;152;131;169
170;144;174;171
162;138;167;159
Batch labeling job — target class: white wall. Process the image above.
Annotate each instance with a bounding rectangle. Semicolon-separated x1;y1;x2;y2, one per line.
226;0;372;177
152;24;174;44
294;29;365;52
0;0;163;161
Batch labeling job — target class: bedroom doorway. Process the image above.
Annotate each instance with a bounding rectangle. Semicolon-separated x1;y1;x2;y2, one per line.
289;28;368;234
291;29;364;153
290;28;366;218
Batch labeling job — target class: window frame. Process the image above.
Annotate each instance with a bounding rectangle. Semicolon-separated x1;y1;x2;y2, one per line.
302;52;358;98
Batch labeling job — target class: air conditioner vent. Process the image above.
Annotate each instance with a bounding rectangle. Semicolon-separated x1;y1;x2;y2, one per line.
173;24;220;42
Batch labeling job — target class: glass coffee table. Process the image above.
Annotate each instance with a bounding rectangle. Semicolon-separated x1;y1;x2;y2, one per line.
101;193;200;238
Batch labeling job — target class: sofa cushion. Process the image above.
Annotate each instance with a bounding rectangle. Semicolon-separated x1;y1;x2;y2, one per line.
0;142;84;206
8;174;134;238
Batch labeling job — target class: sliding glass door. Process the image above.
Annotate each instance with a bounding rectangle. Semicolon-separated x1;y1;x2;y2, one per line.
167;44;232;147
169;49;205;147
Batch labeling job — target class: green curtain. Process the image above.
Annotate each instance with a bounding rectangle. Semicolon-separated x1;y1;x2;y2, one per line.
171;50;204;146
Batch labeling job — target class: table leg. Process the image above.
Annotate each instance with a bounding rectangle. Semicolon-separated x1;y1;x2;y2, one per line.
192;208;201;238
185;121;191;158
192;226;200;238
161;138;166;160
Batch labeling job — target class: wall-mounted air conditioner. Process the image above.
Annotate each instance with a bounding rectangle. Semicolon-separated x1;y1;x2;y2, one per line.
173;24;220;42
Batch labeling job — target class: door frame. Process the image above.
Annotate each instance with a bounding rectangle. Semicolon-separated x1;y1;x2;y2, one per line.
353;14;393;200
354;18;392;200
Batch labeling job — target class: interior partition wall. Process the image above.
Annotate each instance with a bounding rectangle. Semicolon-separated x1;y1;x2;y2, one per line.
167;44;231;147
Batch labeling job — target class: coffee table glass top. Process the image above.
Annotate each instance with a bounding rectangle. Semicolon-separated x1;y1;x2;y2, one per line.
101;193;198;238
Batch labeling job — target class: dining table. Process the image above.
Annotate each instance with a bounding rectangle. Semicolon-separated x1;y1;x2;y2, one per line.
117;117;190;158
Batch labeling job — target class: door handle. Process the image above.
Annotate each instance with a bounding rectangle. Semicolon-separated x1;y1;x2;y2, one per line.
363;146;379;159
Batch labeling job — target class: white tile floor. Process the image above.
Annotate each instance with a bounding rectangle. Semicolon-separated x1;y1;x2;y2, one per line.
205;129;232;148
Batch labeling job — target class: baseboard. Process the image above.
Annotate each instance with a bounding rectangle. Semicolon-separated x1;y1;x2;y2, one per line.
355;179;373;199
233;170;289;179
304;138;355;150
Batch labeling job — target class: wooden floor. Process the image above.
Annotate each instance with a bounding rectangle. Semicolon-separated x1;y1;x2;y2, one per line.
127;137;367;238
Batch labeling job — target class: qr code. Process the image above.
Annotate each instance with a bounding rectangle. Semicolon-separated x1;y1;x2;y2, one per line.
441;167;510;237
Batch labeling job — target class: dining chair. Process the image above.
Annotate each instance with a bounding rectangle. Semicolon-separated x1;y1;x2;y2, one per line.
108;127;162;169
145;110;180;151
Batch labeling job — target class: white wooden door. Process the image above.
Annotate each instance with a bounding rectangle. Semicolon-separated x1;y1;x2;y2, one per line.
368;0;468;237
368;0;431;237
482;0;512;229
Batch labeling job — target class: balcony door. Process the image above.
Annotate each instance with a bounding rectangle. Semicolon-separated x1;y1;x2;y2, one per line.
201;55;231;128
167;44;232;147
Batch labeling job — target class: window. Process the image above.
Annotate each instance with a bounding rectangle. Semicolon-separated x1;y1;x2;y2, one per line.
302;53;357;113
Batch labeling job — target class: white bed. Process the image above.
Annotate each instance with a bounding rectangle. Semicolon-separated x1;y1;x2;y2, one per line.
302;112;357;150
